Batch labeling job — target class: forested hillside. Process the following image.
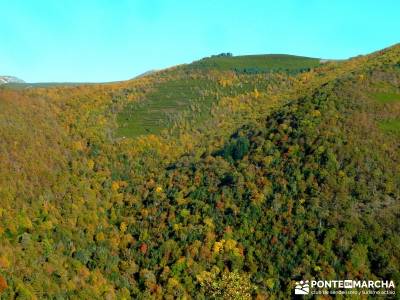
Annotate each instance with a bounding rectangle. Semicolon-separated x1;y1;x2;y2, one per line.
116;54;320;137
0;45;399;299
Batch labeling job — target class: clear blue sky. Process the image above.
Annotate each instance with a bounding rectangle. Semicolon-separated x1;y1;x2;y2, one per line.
0;0;399;83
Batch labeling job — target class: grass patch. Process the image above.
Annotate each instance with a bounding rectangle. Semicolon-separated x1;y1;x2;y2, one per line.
117;77;218;136
372;91;400;104
379;119;400;135
116;74;269;137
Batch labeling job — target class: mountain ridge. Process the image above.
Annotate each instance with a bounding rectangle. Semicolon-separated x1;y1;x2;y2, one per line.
0;75;25;84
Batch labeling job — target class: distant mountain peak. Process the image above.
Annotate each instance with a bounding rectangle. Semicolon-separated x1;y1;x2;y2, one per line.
0;76;25;84
133;70;158;79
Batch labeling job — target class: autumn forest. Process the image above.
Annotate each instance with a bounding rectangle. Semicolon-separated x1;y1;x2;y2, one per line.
0;44;399;299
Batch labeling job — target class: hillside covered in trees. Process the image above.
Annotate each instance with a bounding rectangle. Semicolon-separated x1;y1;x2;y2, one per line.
0;45;399;299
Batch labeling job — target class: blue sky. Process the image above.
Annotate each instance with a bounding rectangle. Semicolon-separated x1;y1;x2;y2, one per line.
0;0;399;83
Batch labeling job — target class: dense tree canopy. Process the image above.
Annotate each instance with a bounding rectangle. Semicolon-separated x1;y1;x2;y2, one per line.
0;45;399;299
